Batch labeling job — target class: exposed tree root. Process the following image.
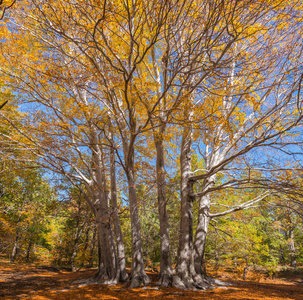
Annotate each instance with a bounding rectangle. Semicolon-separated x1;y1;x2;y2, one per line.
172;273;233;290
129;272;151;289
155;272;173;287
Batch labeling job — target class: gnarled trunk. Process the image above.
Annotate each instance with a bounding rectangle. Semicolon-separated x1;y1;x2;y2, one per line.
174;125;223;290
174;124;197;289
126;147;150;288
95;196;117;283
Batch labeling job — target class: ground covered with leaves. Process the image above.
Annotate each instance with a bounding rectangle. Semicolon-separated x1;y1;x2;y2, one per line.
1;260;302;299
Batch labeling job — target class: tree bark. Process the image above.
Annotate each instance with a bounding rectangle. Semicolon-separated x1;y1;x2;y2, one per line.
151;42;173;286
70;220;84;272
126;147;150;288
95;198;117;282
109;126;128;282
155;134;173;287
174;124;196;289
192;175;216;277
90;127;118;284
25;235;33;263
193;193;211;277
11;231;20;263
288;226;297;268
88;226;97;268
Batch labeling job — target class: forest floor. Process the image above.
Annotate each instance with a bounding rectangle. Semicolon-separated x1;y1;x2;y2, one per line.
0;259;303;300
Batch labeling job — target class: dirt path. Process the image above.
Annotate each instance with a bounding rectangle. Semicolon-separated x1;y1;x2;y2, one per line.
0;261;302;299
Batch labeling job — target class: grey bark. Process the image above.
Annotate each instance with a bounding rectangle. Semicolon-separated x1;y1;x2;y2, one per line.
175;123;196;289
193;176;216;277
114;91;150;287
109;124;128;282
193;193;211;276
155;134;173;287
90;127;118;283
151;43;173;287
175;123;220;290
95;199;117;282
287;210;297;268
11;231;20;263
126;147;150;288
288;226;297;268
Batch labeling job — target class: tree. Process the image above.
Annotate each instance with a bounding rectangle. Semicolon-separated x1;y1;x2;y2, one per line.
1;0;302;290
174;0;303;288
0;163;56;263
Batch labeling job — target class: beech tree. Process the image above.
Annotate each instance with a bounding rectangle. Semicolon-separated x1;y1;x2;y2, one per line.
1;5;127;286
0;0;302;290
175;0;303;289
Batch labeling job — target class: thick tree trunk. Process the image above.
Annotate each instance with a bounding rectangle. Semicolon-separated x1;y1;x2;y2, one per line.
151;43;172;286
94;185;118;283
155;135;173;287
193;193;211;277
193;176;215;277
192;176;227;288
87;125;118;284
70;244;78;272
109;125;128;282
127;148;150;288
174;125;197;289
288;226;297;268
174;125;223;290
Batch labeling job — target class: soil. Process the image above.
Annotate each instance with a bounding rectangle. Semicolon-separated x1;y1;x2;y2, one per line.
0;260;302;299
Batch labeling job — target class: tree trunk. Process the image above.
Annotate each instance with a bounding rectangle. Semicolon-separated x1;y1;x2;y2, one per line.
174;124;196;289
288;226;297;268
25;237;33;263
193;193;211;277
109;123;128;282
126;148;150;288
89;125;118;284
174;125;221;290
192;175;216;278
71;222;83;272
80;227;90;268
11;231;20;263
279;245;285;264
151;43;172;286
88;226;97;268
155;135;173;287
95;191;117;283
